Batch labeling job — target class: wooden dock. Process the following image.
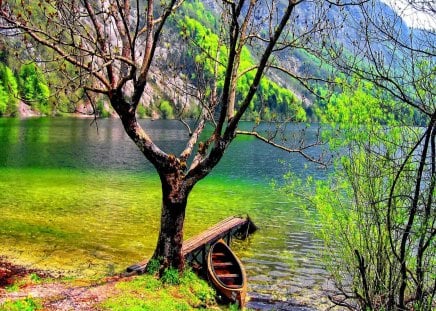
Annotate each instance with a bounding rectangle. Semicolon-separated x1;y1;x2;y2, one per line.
126;215;256;274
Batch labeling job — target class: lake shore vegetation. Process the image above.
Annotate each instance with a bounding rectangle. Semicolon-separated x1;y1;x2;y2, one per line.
0;259;221;311
280;0;435;308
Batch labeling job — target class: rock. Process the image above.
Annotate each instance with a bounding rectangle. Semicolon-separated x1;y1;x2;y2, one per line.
18;101;40;118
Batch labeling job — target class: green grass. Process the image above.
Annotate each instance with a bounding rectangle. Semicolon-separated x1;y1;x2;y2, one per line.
101;270;216;311
0;297;42;311
0;268;220;311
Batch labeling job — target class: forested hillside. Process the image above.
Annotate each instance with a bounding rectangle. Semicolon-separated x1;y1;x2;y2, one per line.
0;0;430;120
0;50;50;116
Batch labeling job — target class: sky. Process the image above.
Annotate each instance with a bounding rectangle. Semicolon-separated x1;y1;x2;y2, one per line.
383;0;435;30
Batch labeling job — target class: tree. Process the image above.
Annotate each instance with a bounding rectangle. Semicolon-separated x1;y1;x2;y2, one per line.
299;1;436;309
18;62;50;114
307;78;435;309
0;62;18;115
0;0;346;271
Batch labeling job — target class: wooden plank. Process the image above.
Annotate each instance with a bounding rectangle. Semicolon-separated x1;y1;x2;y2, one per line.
217;273;239;278
182;216;248;256
213;262;233;267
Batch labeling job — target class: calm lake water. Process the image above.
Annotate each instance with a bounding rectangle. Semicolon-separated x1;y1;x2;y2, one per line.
0;118;332;310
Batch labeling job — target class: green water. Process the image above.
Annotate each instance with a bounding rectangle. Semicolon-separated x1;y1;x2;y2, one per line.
0;118;330;309
1;168;158;275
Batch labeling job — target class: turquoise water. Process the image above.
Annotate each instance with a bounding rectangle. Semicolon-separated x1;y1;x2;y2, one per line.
0;118;331;309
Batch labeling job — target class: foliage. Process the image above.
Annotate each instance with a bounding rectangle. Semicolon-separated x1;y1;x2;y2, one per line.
161;267;180;285
158;100;174;119
0;63;18;116
29;273;41;283
180;0;216;30
96;100;111;118
179;15;305;121
284;79;435;309
146;258;161;275
179;269;216;306
228;303;241;311
18;63;50;115
0;297;42;311
317;78;402;146
137;104;148;119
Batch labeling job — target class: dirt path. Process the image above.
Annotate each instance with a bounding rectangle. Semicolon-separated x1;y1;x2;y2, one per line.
0;258;129;310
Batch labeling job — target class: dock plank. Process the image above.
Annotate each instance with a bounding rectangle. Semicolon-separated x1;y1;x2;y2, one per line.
182;216;248;255
126;215;255;273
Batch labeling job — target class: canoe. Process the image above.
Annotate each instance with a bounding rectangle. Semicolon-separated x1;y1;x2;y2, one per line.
207;239;247;308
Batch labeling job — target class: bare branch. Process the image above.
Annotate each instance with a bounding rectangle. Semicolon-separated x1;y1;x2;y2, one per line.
180;119;206;163
236;130;328;167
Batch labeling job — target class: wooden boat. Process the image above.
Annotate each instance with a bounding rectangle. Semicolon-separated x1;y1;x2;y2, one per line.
207;239;247;308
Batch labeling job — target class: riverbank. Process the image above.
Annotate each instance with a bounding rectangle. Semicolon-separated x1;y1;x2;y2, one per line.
0;258;221;311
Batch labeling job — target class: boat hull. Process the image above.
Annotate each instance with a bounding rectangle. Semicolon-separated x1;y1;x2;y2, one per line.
207;239;247;308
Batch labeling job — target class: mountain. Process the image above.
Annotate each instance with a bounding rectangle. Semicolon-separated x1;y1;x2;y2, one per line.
0;0;433;120
193;0;429;118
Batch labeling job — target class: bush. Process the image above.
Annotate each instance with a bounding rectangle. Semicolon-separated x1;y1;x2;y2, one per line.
285;80;436;310
146;258;160;275
161;267;180;285
0;297;41;311
159;100;174;119
18;63;50;114
0;63;18;116
180;269;215;306
96;100;110;118
137;104;148;118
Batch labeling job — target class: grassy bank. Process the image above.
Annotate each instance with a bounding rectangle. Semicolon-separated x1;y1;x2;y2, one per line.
0;265;239;311
101;269;216;311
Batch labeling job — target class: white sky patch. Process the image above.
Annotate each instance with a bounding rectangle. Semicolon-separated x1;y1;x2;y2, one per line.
382;0;435;31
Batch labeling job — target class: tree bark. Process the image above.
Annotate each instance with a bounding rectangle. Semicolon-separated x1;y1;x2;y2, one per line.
152;196;187;271
151;171;192;271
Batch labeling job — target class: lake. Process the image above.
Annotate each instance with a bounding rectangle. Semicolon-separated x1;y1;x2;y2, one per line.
0;118;332;310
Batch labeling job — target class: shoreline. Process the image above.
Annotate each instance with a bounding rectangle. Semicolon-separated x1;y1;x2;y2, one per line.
0;257;321;311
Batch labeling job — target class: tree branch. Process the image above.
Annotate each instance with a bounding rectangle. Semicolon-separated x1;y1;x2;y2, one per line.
236;130;328;167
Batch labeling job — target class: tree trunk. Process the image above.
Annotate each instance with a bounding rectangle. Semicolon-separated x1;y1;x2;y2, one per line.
150;172;191;271
112;94;194;272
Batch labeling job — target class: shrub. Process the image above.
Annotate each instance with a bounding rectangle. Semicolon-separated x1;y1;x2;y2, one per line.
159;100;174;119
146;258;160;275
161;267;180;285
0;297;41;311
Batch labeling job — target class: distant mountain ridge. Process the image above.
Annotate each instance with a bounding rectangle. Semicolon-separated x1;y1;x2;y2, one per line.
1;0;433;120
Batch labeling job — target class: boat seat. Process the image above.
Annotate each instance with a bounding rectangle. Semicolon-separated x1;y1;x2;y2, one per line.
217;273;239;278
213;262;233;267
212;252;226;257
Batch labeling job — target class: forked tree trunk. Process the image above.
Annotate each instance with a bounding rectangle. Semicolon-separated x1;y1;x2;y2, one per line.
112;95;195;272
